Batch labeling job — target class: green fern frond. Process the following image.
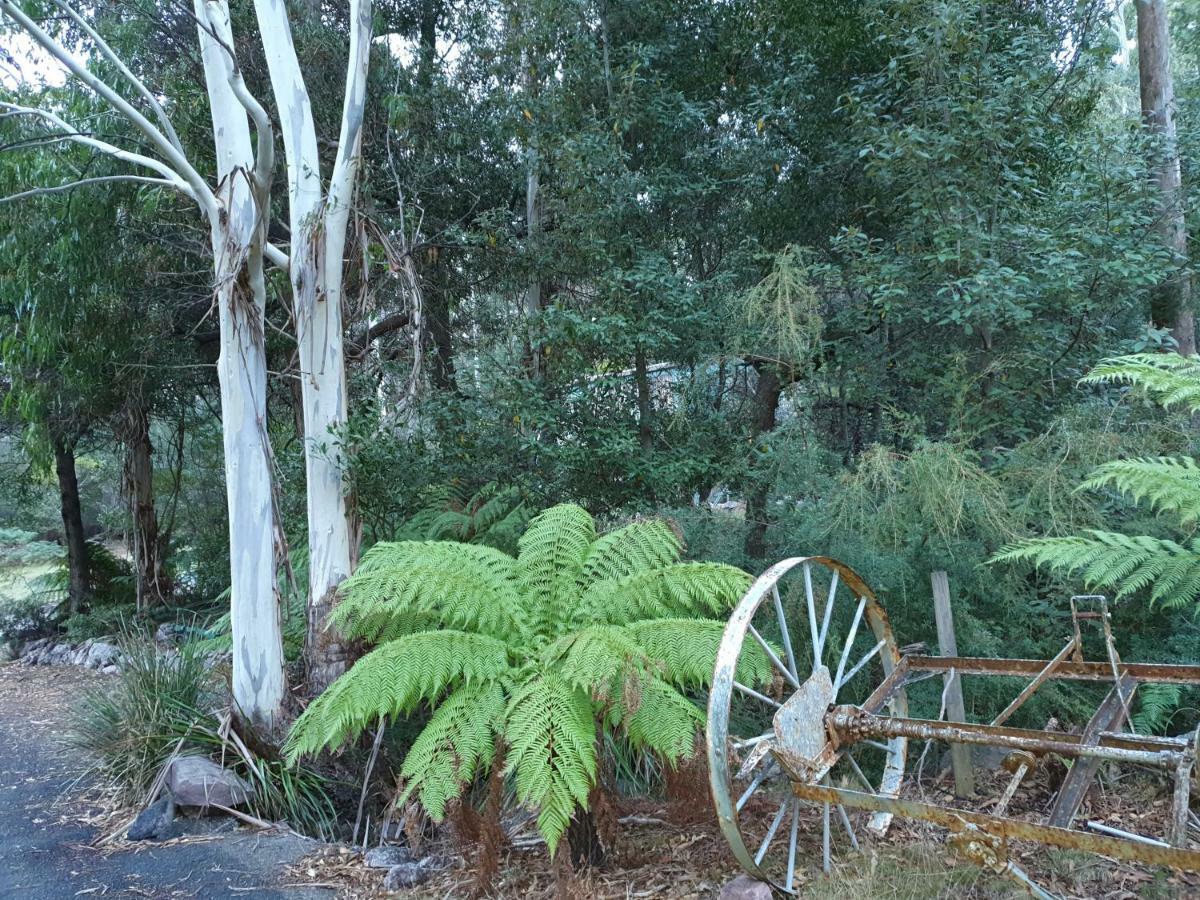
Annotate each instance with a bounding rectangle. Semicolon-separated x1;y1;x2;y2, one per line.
617;673;704;763
332;541;525;641
505;670;598;856
518;504;596;635
1132;683;1182;734
624;618;770;688
581;519;682;584
544;625;651;698
1082;353;1200;412
582;562;752;624
1080;457;1200;524
285;630;511;762
993;531;1200;607
398;680;507;820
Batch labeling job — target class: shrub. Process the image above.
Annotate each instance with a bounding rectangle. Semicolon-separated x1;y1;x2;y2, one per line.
286;503;757;854
69;636;337;837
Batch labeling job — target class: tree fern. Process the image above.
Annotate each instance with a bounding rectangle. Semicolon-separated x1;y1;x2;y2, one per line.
992;355;1200;611
286;503;753;857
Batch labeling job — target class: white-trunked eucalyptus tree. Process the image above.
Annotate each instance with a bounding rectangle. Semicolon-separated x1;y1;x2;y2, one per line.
250;0;373;692
0;0;287;729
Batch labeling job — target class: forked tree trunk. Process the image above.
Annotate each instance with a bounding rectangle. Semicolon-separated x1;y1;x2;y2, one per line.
253;0;371;692
1136;0;1196;355
51;430;89;614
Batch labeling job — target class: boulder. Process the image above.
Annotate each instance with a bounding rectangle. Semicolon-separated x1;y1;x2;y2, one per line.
101;664;120;675
85;641;120;669
71;640;93;667
166;756;254;808
383;860;434;890
127;795;177;841
364;845;414;869
155;622;187;647
718;875;773;900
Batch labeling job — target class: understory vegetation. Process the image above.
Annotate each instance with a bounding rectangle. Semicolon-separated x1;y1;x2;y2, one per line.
3;0;1200;890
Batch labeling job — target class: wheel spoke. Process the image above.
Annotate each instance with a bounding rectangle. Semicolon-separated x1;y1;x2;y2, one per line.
754;800;790;865
862;739;891;753
748;624;801;690
735;763;777;812
832;596;867;695
822;797;831;874
837;804;859;850
786;798;801;890
734;680;782;709
733;732;773;751
836;638;887;693
844;750;877;794
771;585;800;681
803;562;821;671
816;569;839;662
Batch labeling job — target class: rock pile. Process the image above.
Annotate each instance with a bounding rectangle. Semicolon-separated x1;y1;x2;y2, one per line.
18;637;121;673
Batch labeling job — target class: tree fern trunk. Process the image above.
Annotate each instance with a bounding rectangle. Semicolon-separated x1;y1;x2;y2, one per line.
566;809;605;869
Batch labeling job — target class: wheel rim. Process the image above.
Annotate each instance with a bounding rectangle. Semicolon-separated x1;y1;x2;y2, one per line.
707;557;908;892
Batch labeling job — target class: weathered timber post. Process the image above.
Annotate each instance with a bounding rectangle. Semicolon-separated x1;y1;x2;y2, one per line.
931;570;975;797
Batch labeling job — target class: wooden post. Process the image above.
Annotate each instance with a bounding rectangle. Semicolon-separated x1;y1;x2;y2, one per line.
931;570;975;797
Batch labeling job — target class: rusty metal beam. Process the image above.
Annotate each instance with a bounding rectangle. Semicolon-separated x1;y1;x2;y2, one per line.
829;706;1185;769
861;655;910;715
907;655;1200;685
990;637;1077;727
791;783;1200;870
1047;674;1137;830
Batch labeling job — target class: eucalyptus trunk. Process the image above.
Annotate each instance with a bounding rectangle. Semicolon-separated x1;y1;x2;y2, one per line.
1136;0;1196;355
122;404;169;608
253;0;372;691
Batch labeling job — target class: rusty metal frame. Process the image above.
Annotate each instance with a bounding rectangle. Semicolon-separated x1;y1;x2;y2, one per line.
791;782;1200;870
905;654;1200;684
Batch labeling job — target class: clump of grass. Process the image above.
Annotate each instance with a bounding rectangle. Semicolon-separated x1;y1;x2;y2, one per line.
69;635;339;839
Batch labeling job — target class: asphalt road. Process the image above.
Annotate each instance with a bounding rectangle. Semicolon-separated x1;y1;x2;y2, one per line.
0;664;336;899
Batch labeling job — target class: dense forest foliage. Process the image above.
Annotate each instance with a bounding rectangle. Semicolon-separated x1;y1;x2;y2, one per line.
4;0;1200;872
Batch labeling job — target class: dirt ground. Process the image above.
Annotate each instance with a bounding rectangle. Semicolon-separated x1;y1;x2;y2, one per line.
1;662;1197;899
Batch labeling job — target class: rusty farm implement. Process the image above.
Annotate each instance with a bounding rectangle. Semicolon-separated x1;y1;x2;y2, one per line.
707;556;1200;895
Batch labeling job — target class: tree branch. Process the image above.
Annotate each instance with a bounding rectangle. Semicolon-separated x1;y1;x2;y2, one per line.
0;0;216;215
0;174;175;204
48;0;185;154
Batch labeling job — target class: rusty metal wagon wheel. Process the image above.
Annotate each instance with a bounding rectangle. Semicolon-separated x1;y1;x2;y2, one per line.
707;557;908;893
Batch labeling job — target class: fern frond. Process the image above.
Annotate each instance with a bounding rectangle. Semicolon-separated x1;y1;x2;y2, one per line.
624;618;771;688
544;625;651;699
993;531;1200;607
505;670;598;856
517;504;596;635
332;541;525;641
284;631;512;762
616;673;704;763
1133;683;1182;734
582;562;752;624
398;680;507;820
1082;353;1200;413
1080;457;1200;524
581;519;682;583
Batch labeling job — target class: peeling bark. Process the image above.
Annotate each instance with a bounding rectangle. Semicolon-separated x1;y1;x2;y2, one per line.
51;430;89;615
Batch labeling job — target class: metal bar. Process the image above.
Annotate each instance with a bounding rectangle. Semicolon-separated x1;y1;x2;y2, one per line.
748;624;801;690
817;569;839;661
907;655;1200;685
754;800;789;865
861;655;910;715
786;798;800;889
990;637;1078;727
803;563;821;671
1048;674;1138;829
828;706;1181;769
771;586;800;681
833;597;867;694
792;782;1200;870
734;681;782;709
1087;821;1170;848
836;639;887;693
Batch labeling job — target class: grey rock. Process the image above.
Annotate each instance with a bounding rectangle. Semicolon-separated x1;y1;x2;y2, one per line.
166;755;254;808
86;641;120;669
101;664;120;675
155;622;187;646
0;642;15;663
718;875;772;900
364;845;414;868
383;860;433;890
71;641;93;667
127;795;176;841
